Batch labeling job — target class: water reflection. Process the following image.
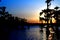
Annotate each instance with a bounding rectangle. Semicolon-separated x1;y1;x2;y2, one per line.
26;26;41;40
9;26;43;40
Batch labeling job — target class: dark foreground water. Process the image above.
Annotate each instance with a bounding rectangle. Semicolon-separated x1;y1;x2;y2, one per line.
9;26;44;40
8;26;60;40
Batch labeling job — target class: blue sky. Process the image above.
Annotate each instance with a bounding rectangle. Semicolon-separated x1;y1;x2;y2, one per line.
0;0;60;23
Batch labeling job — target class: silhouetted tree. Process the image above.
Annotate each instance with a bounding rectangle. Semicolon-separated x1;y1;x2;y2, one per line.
0;6;28;29
53;6;60;40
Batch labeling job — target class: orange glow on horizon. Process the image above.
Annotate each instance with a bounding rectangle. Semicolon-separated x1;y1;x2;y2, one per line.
27;17;56;23
27;17;40;23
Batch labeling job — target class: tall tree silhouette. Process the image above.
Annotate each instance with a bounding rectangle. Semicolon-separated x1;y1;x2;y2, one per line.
53;6;60;40
39;0;56;40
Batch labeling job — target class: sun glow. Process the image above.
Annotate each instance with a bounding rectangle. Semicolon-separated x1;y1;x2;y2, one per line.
27;17;39;23
52;18;56;23
40;13;45;18
40;14;56;23
40;18;56;24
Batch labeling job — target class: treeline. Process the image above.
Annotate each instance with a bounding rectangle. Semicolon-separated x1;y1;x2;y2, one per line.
0;6;28;40
0;6;27;30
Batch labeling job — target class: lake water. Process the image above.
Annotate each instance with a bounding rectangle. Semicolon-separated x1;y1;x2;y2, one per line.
8;26;60;40
9;26;45;40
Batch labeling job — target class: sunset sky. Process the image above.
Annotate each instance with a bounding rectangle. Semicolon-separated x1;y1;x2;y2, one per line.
0;0;60;23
